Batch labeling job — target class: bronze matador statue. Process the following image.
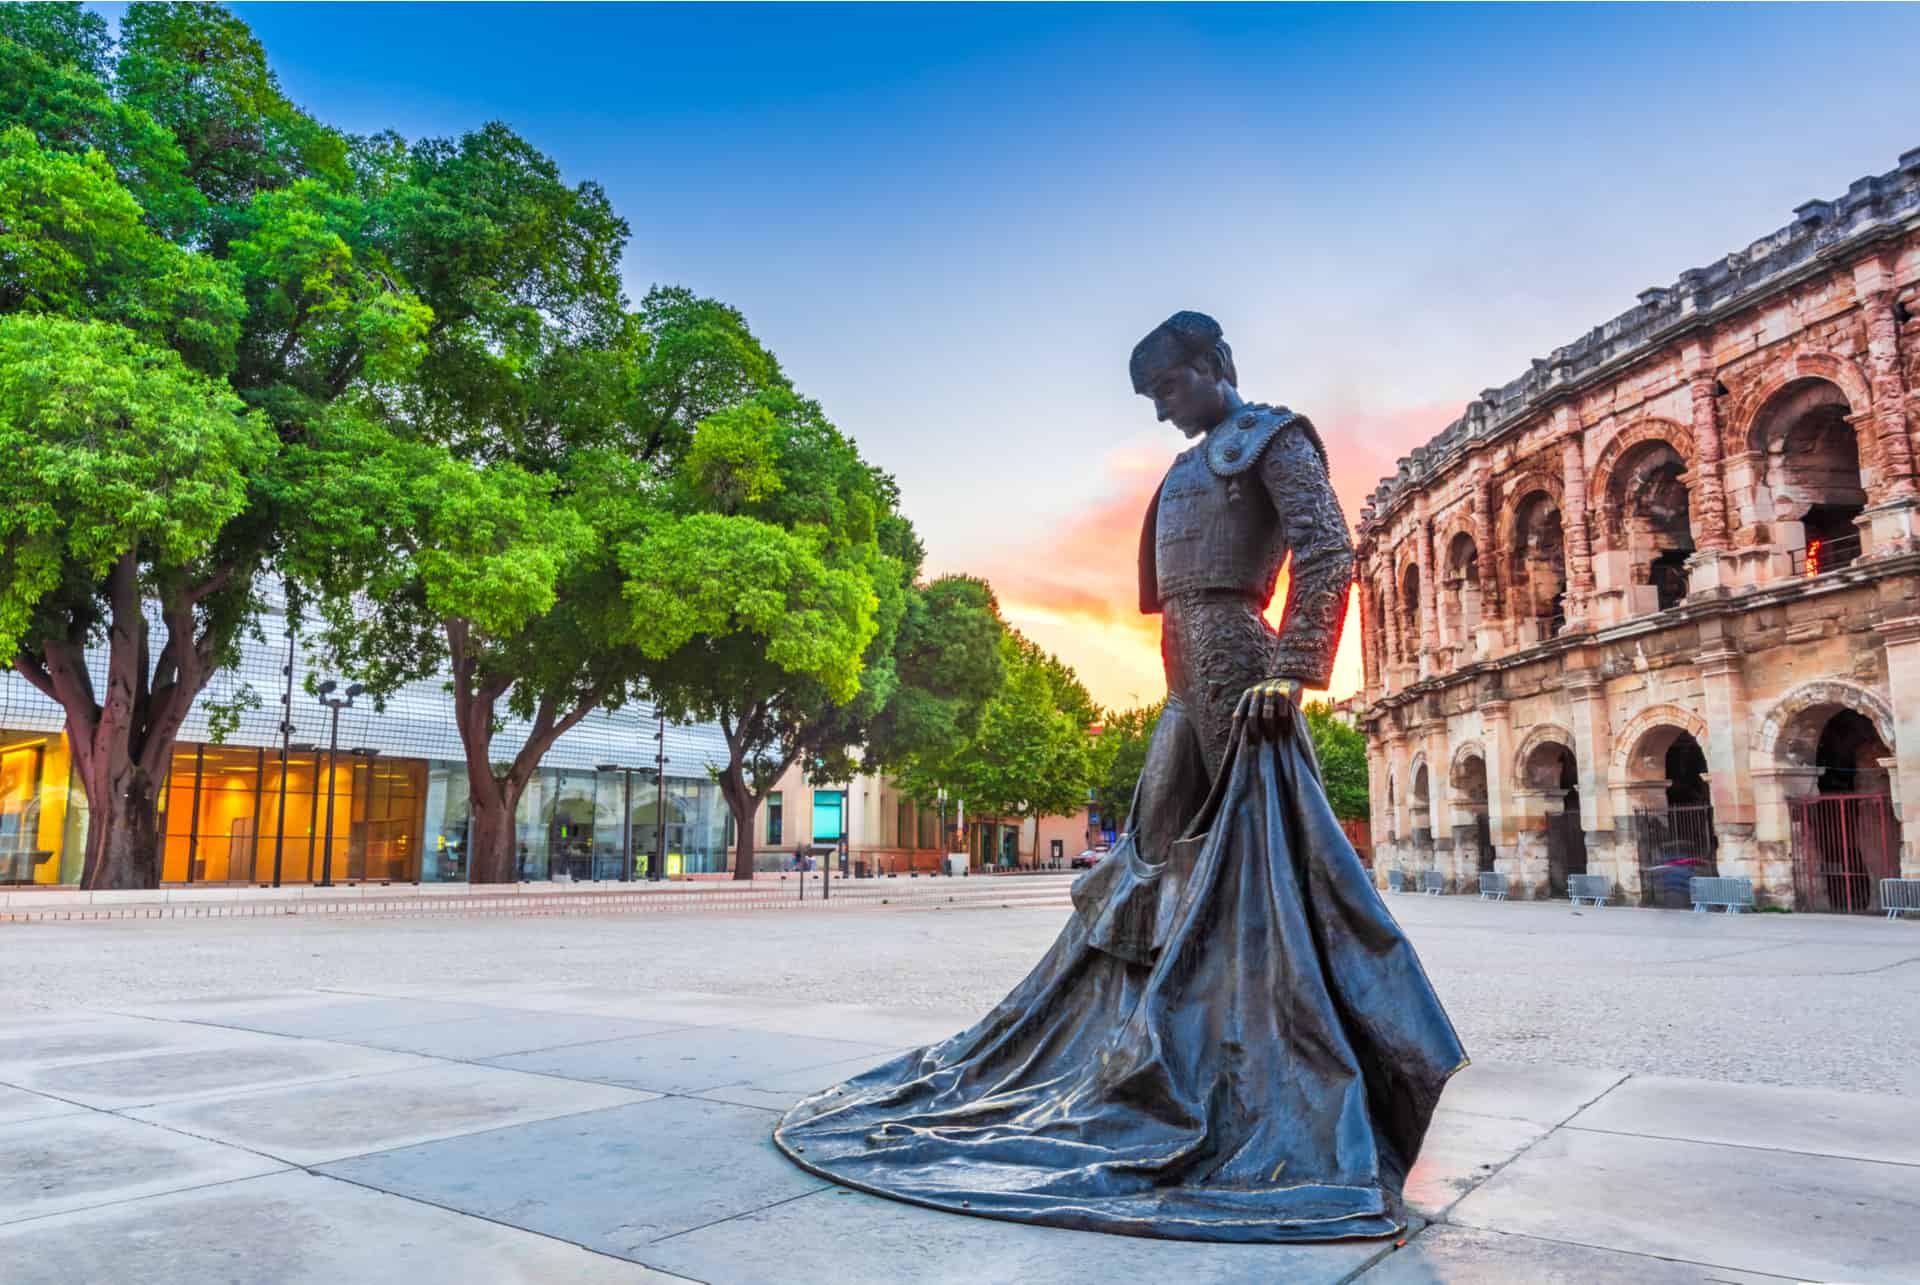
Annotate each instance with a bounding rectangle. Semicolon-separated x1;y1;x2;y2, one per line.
775;312;1466;1243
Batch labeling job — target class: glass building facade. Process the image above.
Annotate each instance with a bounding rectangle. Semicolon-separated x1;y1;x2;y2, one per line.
0;589;733;886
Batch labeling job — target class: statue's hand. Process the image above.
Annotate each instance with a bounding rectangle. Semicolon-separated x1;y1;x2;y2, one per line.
1234;678;1302;743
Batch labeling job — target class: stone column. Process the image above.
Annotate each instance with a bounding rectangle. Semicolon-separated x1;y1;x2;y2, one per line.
1472;470;1504;655
1416;510;1439;673
1560;424;1595;630
1881;615;1920;878
1356;556;1381;692
1687;369;1731;551
1861;269;1916;496
1480;698;1515;858
1425;723;1454;887
1696;619;1755;855
1564;661;1617;884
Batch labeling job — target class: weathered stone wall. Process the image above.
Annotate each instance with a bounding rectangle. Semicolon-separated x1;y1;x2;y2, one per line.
1357;149;1920;908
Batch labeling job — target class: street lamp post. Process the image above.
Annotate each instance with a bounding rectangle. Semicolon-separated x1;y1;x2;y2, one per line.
649;713;670;881
315;679;363;887
596;764;640;882
271;609;297;887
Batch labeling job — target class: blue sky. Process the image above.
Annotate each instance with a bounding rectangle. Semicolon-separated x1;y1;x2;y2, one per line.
95;3;1920;705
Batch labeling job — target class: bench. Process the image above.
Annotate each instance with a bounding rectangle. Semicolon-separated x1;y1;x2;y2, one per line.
1880;878;1920;921
1384;869;1405;893
1477;872;1508;901
1419;870;1446;896
1690;876;1754;913
1567;874;1611;907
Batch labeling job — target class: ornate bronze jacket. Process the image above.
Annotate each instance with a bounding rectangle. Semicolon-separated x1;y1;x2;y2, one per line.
1137;403;1354;689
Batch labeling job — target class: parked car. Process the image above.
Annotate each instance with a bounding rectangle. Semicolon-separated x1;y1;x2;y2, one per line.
1070;847;1110;871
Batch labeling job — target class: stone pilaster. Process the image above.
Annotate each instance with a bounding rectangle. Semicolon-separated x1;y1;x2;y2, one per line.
1880;615;1920;877
1480;698;1515;858
1687;370;1731;552
1560;428;1594;630
1416;510;1439;672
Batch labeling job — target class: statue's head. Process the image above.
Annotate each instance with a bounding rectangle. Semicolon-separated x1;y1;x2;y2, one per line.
1130;311;1239;437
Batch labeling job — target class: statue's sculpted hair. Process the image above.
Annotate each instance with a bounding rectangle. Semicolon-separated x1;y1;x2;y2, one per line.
1130;311;1238;393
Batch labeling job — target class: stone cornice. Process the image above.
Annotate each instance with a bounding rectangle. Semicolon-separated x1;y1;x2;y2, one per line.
1356;550;1920;719
1357;148;1920;538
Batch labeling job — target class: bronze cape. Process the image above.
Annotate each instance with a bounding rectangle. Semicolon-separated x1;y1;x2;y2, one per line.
773;721;1467;1242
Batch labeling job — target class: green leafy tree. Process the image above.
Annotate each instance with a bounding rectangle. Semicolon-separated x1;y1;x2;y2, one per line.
1304;701;1369;820
0;316;274;888
1088;700;1164;835
289;120;672;885
897;631;1099;861
621;393;907;879
0;8;427;888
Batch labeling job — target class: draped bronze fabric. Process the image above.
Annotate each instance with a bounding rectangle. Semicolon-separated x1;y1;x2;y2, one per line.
774;723;1467;1242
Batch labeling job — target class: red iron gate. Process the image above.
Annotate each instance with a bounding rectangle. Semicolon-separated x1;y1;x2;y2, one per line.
1789;793;1899;914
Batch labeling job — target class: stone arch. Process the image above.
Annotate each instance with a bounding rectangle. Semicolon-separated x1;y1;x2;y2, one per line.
1449;739;1489;800
1495;471;1565;550
1754;680;1896;768
1514;723;1576;788
1729;351;1874;448
1610;703;1711;781
1588;418;1697;541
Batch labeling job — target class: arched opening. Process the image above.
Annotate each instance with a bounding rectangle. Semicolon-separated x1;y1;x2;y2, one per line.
1452;751;1493;873
1410;762;1432;849
1400;563;1422;665
1623;723;1716;907
1386;775;1397;841
1372;586;1392;680
1509;491;1566;642
1607;440;1694;612
1781;702;1899;913
1442;533;1481;653
1523;740;1585;895
1751;379;1865;576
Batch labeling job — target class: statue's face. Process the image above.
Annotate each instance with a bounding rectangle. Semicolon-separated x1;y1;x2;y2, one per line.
1140;357;1228;437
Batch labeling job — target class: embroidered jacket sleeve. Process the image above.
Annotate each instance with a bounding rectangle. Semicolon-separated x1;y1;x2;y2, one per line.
1260;422;1354;689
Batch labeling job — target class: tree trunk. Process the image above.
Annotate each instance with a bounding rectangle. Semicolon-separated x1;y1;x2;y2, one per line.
467;785;521;885
79;763;163;890
718;763;757;881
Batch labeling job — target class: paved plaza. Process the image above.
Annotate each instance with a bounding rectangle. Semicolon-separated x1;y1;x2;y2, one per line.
3;884;1918;1281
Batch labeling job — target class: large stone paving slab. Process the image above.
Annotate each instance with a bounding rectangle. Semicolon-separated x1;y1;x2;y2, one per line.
0;1112;285;1224
1569;1072;1920;1166
126;1063;660;1165
727;1000;983;1048
122;994;517;1039
8;1036;431;1109
0;1083;86;1126
690;1048;908;1112
0;1014;241;1070
1357;1224;1793;1284
337;1010;687;1060
318;1096;828;1253
486;1023;901;1093
1434;1062;1627;1126
1402;1109;1550;1218
644;1183;1390;1285
0;1170;672;1284
1448;1127;1920;1284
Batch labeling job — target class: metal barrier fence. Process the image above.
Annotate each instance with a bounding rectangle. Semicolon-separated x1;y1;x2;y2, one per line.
1789;793;1899;914
1632;804;1717;910
1880;878;1920;921
1567;874;1611;907
1477;872;1508;901
1690;876;1755;913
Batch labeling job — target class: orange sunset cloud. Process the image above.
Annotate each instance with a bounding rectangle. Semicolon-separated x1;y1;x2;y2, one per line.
938;401;1461;712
